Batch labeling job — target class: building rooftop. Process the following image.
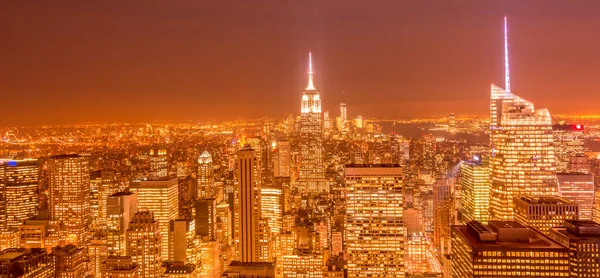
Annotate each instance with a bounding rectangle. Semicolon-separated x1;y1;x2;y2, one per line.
345;163;401;168
454;221;566;251
110;191;135;197
516;196;574;205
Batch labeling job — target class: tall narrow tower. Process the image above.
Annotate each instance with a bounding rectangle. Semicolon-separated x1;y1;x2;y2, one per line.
489;17;557;220
235;144;261;262
298;51;328;193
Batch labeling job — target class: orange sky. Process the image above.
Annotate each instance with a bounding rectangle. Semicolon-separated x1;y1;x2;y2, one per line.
2;1;600;126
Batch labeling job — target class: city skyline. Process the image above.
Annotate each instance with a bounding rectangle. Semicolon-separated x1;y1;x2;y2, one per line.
3;1;600;126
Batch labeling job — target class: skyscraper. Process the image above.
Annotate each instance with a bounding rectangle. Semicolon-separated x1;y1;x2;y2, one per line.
548;220;600;278
340;102;347;133
53;244;88;277
490;17;557;220
126;210;162;278
48;154;91;247
513;196;578;235
460;156;490;224
90;170;118;229
273;141;291;178
196;198;216;240
106;191;138;255
149;147;168;178
129;177;179;260
452;221;569;277
235;144;261;262
260;186;282;235
345;164;405;277
298;51;328;193
0;159;39;231
197;151;214;199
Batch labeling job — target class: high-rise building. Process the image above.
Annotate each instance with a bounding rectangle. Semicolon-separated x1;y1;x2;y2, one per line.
126;210;162;278
298;51;328;193
273;141;291;178
0;248;54;278
452;221;569;277
460;156;490;224
168;219;195;263
195;198;216;240
197;151;214;199
89;231;108;278
548;220;600;278
260;186;282;235
405;232;429;275
235;144;261;262
553;123;586;172
129;177;178;260
434;178;452;250
490;18;557;220
90;170;118;229
101;255;139;277
20;218;63;253
557;173;594;220
340;102;347;133
48;154;91;247
345;164;405;277
0;159;39;231
106;191;138;256
513;196;578;235
448;113;456;133
148;147;168;178
53;244;88;277
216;199;232;268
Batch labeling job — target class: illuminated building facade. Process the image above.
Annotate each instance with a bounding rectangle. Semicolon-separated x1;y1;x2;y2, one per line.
452;221;569;277
216;199;232;270
90;170;118;229
101;256;139;277
20;218;63;253
273;141;291;178
490;18;557;221
129;177;178;260
460;157;490;224
199;240;221;277
197;151;214;198
53;244;88;278
553;124;586;172
48;154;91;247
149;147;168;178
106;191;138;256
261;186;282;235
548;220;600;278
513;196;578;235
557;173;594;220
345;164;405;277
340;102;347;133
0;248;54;278
0;159;39;231
448;113;456;133
433;178;452;249
88;232;108;278
126;210;162;278
298;51;328;193
406;232;429;275
235;144;261;262
281;253;323;278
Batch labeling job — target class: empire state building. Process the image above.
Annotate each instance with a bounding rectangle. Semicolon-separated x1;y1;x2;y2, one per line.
298;51;328;193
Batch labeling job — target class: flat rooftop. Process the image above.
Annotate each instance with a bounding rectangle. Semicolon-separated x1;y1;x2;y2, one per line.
453;224;566;251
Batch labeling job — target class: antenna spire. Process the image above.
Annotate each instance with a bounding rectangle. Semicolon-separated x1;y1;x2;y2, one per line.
306;50;316;90
504;16;511;92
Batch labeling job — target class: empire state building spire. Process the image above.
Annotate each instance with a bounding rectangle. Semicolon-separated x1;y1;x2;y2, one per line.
306;51;316;91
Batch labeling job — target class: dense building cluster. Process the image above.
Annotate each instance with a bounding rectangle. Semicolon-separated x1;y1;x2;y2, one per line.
2;18;600;278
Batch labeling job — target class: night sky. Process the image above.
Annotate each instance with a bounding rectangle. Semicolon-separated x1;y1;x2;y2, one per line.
2;1;600;126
